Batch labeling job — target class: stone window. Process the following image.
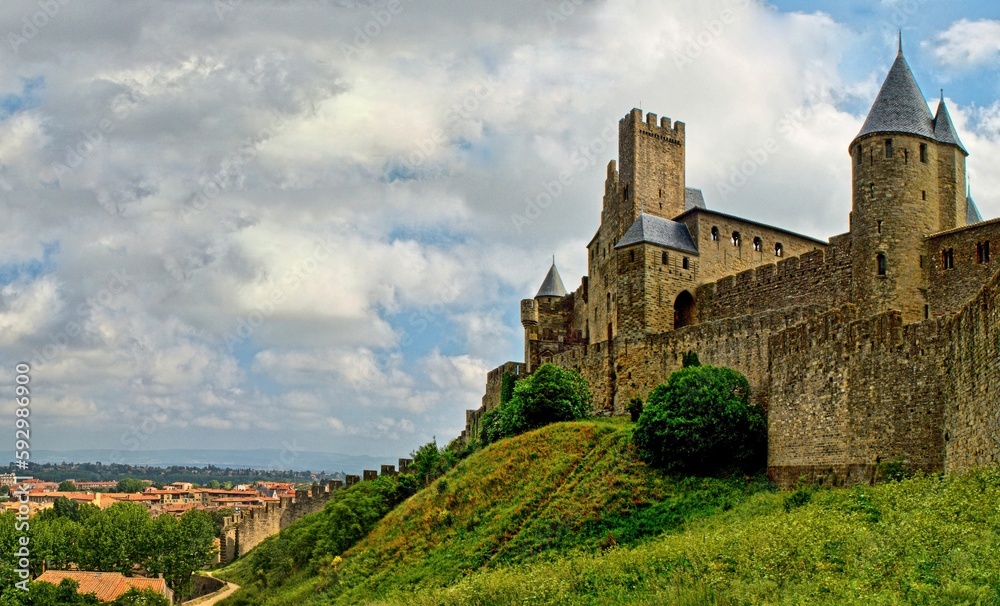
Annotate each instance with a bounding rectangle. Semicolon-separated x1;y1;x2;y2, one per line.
885;138;893;158
774;242;783;257
629;250;635;262
731;231;741;247
877;220;882;234
661;251;668;265
925;305;930;319
623;185;629;201
922;191;926;200
752;236;762;252
710;226;719;241
682;256;689;270
606;292;611;311
920;143;927;163
904;148;909;164
977;241;991;264
876;252;887;276
855;146;861;165
942;248;955;270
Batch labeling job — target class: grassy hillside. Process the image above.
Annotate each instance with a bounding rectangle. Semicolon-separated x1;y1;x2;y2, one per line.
219;419;1000;605
377;467;1000;605
218;418;770;605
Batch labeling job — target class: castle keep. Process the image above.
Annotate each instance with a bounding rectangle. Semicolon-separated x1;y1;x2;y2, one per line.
466;45;1000;488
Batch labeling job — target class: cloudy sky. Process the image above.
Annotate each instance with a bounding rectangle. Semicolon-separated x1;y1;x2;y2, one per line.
0;0;998;467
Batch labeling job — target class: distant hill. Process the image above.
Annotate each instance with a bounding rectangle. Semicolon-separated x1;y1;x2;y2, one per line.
25;448;392;474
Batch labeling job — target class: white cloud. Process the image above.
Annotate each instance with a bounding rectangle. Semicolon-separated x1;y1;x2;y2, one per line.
933;19;1000;68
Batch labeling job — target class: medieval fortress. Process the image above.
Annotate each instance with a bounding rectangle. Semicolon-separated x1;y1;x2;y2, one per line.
465;46;1000;488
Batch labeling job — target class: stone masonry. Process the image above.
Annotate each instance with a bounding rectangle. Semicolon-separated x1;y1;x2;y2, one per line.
465;46;999;488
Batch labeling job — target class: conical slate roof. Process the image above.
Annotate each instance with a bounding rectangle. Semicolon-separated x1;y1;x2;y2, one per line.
535;260;567;298
934;97;968;154
967;194;984;224
856;50;935;141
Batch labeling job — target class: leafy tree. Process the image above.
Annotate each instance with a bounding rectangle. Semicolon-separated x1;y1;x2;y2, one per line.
146;510;216;596
36;497;99;524
79;503;152;574
114;478;147;493
632;365;766;474
0;485;9;497
627;397;644;422
411;440;456;487
33;516;85;571
111;588;170;606
682;350;701;368
57;480;78;492
482;363;592;443
206;480;222;489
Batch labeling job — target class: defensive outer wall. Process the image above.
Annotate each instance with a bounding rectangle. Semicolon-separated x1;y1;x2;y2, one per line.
467;235;1000;489
219;458;412;564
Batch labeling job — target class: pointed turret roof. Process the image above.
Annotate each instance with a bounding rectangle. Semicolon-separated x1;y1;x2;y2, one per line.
967;193;984;224
535;259;567;298
856;47;935;141
933;94;968;154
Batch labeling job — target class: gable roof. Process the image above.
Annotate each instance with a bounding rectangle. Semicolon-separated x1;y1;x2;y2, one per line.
535;261;568;298
684;187;706;210
614;213;698;254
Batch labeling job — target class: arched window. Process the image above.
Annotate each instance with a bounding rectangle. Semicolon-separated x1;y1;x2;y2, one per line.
876;252;887;276
731;231;741;247
710;226;719;241
774;242;783;257
942;249;955;270
752;237;762;252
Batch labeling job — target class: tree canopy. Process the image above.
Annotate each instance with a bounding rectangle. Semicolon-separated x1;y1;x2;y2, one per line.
632;365;766;475
481;363;592;444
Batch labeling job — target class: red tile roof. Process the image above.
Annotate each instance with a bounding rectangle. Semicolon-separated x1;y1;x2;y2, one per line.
35;571;169;602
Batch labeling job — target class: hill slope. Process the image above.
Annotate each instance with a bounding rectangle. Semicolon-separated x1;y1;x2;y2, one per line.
218;419;769;605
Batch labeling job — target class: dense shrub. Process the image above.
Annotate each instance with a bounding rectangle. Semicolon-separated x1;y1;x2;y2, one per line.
632;365;766;474
481;363;591;444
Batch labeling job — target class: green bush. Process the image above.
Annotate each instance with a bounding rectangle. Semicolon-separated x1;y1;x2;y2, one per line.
482;363;591;444
632;365;766;474
627;398;643;422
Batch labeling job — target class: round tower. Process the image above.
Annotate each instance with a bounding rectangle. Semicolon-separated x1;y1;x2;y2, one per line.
849;41;966;324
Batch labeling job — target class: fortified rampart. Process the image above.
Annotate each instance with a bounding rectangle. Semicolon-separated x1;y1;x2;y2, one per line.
219;458;413;563
695;241;852;323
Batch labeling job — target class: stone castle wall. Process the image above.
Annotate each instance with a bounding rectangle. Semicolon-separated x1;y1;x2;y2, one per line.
941;266;1000;472
696;242;852;323
926;218;1000;318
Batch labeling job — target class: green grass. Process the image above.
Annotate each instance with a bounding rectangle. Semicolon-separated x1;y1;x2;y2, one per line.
219;419;767;605
219;420;1000;605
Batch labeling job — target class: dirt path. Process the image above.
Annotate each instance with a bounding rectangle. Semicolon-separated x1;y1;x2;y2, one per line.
182;571;240;606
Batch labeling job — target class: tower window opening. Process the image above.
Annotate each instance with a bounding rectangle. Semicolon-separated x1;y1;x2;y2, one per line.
942;248;955;270
876;252;887;276
977;241;991;264
855;147;862;166
662;251;668;265
710;226;719;241
904;148;909;164
920;143;927;163
606;292;611;311
731;231;741;247
925;305;930;319
885;139;893;158
682;257;689;270
629;250;635;262
774;242;784;257
877;220;882;234
752;237;762;252
623;185;629;201
922;191;926;200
